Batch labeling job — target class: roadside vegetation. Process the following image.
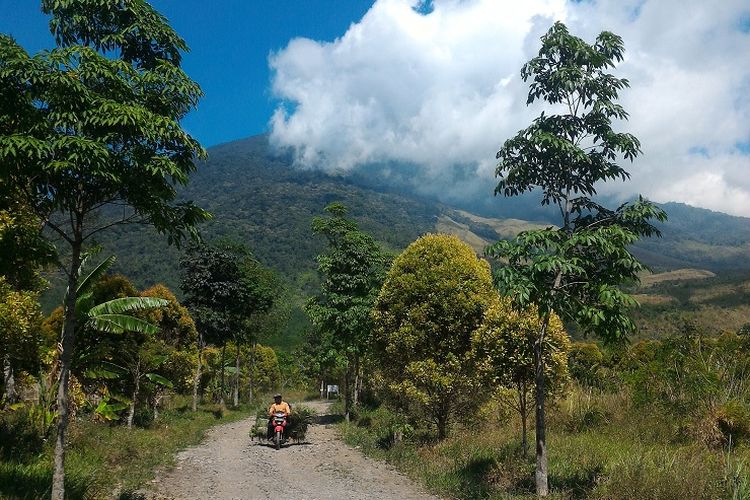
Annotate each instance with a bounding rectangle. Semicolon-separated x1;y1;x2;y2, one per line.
338;333;750;499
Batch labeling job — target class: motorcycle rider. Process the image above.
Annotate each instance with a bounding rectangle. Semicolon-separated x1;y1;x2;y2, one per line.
267;393;291;439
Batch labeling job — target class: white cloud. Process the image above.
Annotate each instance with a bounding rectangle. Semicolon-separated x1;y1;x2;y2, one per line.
269;0;750;217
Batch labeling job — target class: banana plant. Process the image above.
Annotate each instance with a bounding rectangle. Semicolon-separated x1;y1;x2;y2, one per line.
75;255;168;335
72;254;169;424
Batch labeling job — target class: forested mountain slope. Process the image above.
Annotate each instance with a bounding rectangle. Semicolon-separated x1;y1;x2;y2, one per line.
44;135;750;312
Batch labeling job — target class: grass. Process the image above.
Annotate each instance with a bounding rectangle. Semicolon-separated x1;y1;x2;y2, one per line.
0;395;260;499
338;388;750;499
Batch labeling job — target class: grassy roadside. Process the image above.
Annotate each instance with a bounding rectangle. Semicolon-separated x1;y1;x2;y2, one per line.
338;390;750;499
0;395;261;499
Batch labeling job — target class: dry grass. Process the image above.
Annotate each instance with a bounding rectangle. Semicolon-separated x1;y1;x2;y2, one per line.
639;268;716;287
435;215;492;255
452;210;551;238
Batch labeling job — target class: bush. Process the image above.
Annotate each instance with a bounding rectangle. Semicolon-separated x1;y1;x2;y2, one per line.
0;404;50;461
569;342;606;389
560;389;611;433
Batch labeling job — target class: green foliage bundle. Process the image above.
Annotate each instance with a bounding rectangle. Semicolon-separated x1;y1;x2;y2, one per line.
372;233;495;438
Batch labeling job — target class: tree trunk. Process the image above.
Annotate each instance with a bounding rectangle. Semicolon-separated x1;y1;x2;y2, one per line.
127;367;140;429
233;342;240;408
51;237;82;500
343;362;351;423
353;355;360;407
534;316;551;496
520;380;528;458
192;334;204;412
437;413;448;440
153;390;163;421
247;344;255;404
219;343;226;409
3;353;15;406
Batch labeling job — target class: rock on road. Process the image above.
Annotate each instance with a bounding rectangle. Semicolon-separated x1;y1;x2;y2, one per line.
148;400;439;500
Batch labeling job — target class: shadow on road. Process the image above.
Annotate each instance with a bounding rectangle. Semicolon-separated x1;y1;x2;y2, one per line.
254;440;313;449
315;414;344;425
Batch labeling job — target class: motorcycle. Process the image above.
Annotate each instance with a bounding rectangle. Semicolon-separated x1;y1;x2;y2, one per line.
271;411;288;450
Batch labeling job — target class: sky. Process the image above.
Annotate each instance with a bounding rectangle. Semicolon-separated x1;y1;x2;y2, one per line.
2;0;750;217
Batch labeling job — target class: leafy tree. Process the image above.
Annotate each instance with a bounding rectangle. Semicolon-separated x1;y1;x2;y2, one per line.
372;234;495;438
180;242;274;410
472;297;570;456
0;195;54;292
0;1;207;494
306;202;388;421
568;342;606;388
486;22;666;495
232;259;277;407
0;277;44;405
250;344;282;396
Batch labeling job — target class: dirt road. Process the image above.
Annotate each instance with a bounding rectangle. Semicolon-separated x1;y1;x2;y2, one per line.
148;400;439;500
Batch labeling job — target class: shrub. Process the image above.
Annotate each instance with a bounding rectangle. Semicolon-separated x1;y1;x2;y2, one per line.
569;342;606;389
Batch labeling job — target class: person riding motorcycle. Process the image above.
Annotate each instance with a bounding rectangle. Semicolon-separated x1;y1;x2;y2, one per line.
267;393;291;439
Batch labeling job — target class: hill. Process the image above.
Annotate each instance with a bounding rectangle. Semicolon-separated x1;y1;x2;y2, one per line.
40;135;750;345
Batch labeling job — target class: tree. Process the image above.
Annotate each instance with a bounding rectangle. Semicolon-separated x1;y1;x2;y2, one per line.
0;276;44;405
180;242;274;410
306;202;388;421
140;284;199;402
0;194;54;293
372;234;495;438
472;297;570;456
0;1;207;493
486;22;666;495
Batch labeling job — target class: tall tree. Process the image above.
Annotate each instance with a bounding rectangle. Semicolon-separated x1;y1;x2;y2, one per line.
0;2;208;496
180;242;274;409
486;22;666;495
306;202;387;421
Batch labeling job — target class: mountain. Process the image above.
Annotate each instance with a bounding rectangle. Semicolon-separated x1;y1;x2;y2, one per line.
40;135;750;344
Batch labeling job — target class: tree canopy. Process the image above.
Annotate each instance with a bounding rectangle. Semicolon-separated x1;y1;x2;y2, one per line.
373;233;495;438
0;1;208;495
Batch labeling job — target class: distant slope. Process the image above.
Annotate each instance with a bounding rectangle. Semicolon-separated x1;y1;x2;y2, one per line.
41;135;750;346
69;135;750;291
630;270;750;338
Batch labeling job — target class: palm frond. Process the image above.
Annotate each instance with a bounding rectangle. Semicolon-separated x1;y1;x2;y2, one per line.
145;373;174;388
87;314;160;335
89;296;167;316
77;255;116;294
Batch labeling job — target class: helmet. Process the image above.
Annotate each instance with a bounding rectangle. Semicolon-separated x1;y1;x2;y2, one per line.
273;393;282;399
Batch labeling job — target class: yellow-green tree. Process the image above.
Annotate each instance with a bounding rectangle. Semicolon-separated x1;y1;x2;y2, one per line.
372;234;495;439
472;297;570;456
0;276;44;404
251;344;281;397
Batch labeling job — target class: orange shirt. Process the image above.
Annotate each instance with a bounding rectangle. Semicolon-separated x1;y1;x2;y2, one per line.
268;402;291;416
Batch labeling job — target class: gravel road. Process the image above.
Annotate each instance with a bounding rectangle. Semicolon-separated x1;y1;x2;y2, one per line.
147;400;439;500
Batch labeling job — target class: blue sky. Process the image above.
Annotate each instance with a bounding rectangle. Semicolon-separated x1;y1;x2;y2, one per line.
0;0;375;147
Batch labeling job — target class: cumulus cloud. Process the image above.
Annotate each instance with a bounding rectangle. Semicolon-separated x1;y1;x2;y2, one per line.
269;0;750;217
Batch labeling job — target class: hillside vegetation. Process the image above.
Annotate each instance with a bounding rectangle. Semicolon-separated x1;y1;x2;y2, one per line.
77;136;750;293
